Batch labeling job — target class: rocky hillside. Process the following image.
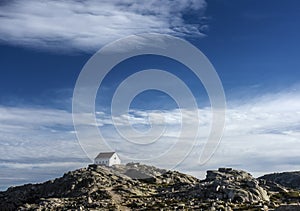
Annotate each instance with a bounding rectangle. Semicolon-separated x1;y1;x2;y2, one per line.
0;163;300;210
259;171;300;190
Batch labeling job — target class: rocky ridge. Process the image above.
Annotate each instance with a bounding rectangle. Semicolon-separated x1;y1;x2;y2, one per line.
259;171;300;190
0;163;299;210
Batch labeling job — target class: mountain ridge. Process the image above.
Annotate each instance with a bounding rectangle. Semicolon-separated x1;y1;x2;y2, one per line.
1;163;300;210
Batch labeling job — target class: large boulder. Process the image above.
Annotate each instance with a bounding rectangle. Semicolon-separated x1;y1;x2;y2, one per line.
200;168;269;203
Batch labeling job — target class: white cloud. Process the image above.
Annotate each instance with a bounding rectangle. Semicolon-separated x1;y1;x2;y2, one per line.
95;90;300;176
0;0;206;52
1;89;300;189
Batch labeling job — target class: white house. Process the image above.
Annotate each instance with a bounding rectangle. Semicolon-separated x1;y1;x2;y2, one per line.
94;152;121;166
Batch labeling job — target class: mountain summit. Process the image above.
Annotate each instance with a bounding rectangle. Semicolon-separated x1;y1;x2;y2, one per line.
1;163;299;210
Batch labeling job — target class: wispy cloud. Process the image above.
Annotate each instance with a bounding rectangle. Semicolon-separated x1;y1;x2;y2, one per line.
0;0;207;52
1;88;300;189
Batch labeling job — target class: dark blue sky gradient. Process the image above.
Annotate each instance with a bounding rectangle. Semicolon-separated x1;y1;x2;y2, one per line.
1;45;90;107
195;0;300;89
1;0;299;108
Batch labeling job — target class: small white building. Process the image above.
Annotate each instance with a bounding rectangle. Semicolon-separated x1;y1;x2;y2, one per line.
94;152;121;166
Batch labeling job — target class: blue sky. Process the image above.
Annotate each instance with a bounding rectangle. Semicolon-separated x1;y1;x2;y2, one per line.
1;0;300;190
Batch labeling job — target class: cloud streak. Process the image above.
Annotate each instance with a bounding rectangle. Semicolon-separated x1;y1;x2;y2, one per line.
0;0;207;52
1;88;300;190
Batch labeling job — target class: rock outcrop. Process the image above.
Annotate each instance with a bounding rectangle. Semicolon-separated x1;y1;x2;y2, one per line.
198;168;269;203
0;164;299;210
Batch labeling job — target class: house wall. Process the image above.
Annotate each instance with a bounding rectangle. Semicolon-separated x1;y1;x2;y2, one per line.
108;153;121;166
94;153;121;166
94;158;109;165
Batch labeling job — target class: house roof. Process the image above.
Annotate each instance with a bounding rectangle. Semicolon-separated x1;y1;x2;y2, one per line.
95;152;116;159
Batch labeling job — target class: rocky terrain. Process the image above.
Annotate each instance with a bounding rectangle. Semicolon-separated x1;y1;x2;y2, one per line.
0;163;300;210
259;171;300;190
